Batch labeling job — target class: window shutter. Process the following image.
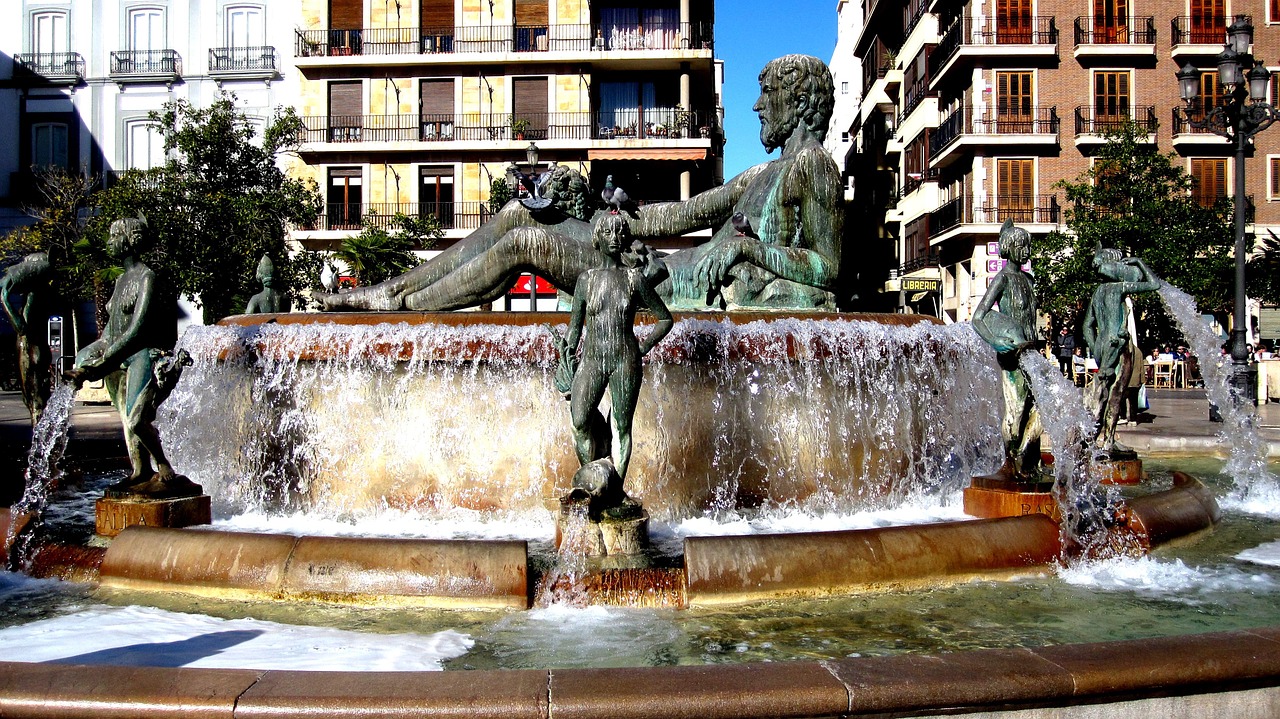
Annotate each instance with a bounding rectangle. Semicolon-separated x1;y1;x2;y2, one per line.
421;0;453;29
514;0;548;26
1117;72;1129;112
329;0;362;29
420;79;453;116
1271;157;1280;198
328;81;362;118
513;76;548;136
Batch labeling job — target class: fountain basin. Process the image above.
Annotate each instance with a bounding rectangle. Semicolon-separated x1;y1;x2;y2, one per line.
1;627;1277;718
166;312;995;522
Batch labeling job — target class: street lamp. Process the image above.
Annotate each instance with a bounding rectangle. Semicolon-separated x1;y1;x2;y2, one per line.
1174;14;1279;406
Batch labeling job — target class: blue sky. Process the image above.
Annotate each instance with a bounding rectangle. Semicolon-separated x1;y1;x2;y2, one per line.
714;0;839;178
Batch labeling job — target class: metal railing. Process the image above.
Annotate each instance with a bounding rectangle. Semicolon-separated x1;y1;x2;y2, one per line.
13;52;85;81
899;82;934;125
900;254;940;274
1073;16;1156;45
295;21;712;57
863;38;895;94
302;109;714;144
209;46;278;72
933;194;1060;232
932;105;1059;154
1074;106;1157;135
109;49;182;76
931;16;1058;77
903;169;939;195
1171;105;1216;134
1171;15;1238;44
308;202;489;231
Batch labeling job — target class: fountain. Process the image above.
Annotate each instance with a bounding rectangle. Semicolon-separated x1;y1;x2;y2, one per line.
0;54;1275;717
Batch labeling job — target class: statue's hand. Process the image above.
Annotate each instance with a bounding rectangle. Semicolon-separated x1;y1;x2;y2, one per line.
63;367;89;390
694;238;745;293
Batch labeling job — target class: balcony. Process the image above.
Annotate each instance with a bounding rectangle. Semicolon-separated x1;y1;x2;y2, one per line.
900;253;940;275
294;22;713;58
301;109;715;146
903;168;939;196
931;194;1060;237
12;52;85;84
209;46;279;80
930;105;1060;167
304;202;490;232
1170;15;1236;57
1170;106;1232;146
930;16;1058;84
898;81;936;127
1074;106;1157;143
109;50;182;83
1073;16;1156;58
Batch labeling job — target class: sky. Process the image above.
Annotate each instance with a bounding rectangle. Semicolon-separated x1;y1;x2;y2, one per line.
714;0;840;178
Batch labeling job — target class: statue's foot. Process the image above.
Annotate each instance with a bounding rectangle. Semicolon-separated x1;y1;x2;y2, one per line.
107;473;203;500
104;474;146;494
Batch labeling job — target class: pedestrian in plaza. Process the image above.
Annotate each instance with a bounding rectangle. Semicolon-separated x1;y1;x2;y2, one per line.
1054;326;1076;377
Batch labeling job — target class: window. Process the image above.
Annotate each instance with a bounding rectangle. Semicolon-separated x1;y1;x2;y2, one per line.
1093;71;1131;125
419;79;454;140
129;8;165;51
226;6;265;47
1190;158;1227;207
327;168;362;229
996;71;1033;131
32;123;69;169
841;132;850;142
419;167;455;228
996;158;1034;221
31;10;68;55
1270;157;1280;200
841;81;849;94
328;81;363;141
598;80;677;137
512;76;548;139
127;122;165;170
995;0;1033;43
1093;0;1128;42
1272;0;1280;23
1190;0;1225;43
1197;70;1223;112
600;8;681;50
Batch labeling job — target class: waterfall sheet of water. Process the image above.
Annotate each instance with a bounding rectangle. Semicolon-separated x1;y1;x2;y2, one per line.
5;382;76;567
160;319;1004;526
1157;283;1280;514
534;503;593;608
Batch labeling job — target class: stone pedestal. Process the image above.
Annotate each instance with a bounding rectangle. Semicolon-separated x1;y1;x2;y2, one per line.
555;499;650;562
95;495;211;537
1093;451;1143;486
962;474;1060;521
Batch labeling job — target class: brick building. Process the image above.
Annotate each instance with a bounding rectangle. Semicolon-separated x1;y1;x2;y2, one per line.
839;0;1280;325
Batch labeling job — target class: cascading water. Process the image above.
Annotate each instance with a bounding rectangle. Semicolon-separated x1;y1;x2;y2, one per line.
1157;282;1280;513
158;317;1004;525
5;382;76;568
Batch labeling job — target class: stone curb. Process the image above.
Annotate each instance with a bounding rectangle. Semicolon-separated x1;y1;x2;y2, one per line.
1;628;1278;718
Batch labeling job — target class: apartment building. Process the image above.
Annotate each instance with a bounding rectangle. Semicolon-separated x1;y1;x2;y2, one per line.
290;0;723;310
840;0;1280;322
3;1;297;206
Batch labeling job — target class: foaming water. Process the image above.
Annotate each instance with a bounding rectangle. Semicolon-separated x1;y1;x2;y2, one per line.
5;382;76;567
1057;554;1277;603
160;318;1001;524
534;503;593;607
1156;283;1280;512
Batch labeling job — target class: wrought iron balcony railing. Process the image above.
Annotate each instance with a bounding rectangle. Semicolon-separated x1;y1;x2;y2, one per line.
110;49;182;76
303;109;715;144
900;254;940;274
306;202;490;231
295;21;713;57
931;16;1057;77
932;194;1060;232
13;52;85;82
1074;106;1157;135
931;105;1059;154
1073;16;1156;45
1171;15;1238;45
209;46;278;73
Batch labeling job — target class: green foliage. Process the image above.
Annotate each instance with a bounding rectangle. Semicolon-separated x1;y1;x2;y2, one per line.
1032;122;1236;349
488;177;513;215
91;93;321;323
330;212;440;286
0;167;105;303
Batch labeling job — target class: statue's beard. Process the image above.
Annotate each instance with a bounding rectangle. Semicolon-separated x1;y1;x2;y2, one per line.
760;118;796;153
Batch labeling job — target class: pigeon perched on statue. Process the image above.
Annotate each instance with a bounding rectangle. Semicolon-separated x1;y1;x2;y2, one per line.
514;168;552;210
602;175;634;215
321;262;338;294
731;212;758;238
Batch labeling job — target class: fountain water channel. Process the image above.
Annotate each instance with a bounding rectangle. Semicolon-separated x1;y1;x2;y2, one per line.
0;310;1277;678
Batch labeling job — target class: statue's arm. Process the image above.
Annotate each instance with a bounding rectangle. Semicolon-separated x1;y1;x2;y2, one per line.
627;163;767;237
970;274;1004;348
637;279;674;356
1081;298;1099;352
564;273;588;352
0;275;23;335
1121;258;1163;295
99;271;157;370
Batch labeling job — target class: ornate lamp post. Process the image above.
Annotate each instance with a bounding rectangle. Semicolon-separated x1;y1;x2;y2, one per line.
1175;14;1279;404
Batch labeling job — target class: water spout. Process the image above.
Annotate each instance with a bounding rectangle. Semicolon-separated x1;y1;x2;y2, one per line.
5;382;76;569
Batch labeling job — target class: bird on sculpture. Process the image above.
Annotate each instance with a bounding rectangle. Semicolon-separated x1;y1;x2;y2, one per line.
601;174;616;208
731;211;758;238
514;168;552;210
603;176;633;215
321;262;338;293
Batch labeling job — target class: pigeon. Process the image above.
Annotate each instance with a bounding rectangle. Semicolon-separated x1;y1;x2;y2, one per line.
601;174;616;208
731;212;757;238
321;262;338;293
515;168;552;210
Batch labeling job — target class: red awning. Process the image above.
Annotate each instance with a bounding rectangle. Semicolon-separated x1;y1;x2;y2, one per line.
507;274;557;296
587;148;707;161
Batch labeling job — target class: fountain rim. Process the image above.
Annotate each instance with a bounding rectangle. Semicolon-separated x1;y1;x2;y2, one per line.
1;627;1278;717
216;309;946;329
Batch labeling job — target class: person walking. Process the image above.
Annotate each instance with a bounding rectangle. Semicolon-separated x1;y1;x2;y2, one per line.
1054;326;1076;377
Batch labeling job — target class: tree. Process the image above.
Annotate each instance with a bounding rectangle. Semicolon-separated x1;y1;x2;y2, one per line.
1032;122;1239;349
330;212;441;286
92;93;322;323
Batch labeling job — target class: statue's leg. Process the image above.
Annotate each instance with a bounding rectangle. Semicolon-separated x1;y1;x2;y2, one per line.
120;351;170;479
104;369;147;481
569;365;611;468
607;360;643;481
404;227;601;311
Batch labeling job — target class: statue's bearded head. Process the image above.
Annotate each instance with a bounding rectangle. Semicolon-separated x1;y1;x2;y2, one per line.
755;55;835;152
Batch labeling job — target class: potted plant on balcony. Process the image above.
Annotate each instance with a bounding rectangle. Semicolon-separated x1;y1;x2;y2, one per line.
671;109;691;138
510;116;531;140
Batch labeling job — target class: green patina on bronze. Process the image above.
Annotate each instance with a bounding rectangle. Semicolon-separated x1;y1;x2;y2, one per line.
0;252;54;425
245;254;291;315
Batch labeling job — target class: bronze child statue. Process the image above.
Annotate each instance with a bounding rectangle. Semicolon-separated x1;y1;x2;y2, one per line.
1;252;54;425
